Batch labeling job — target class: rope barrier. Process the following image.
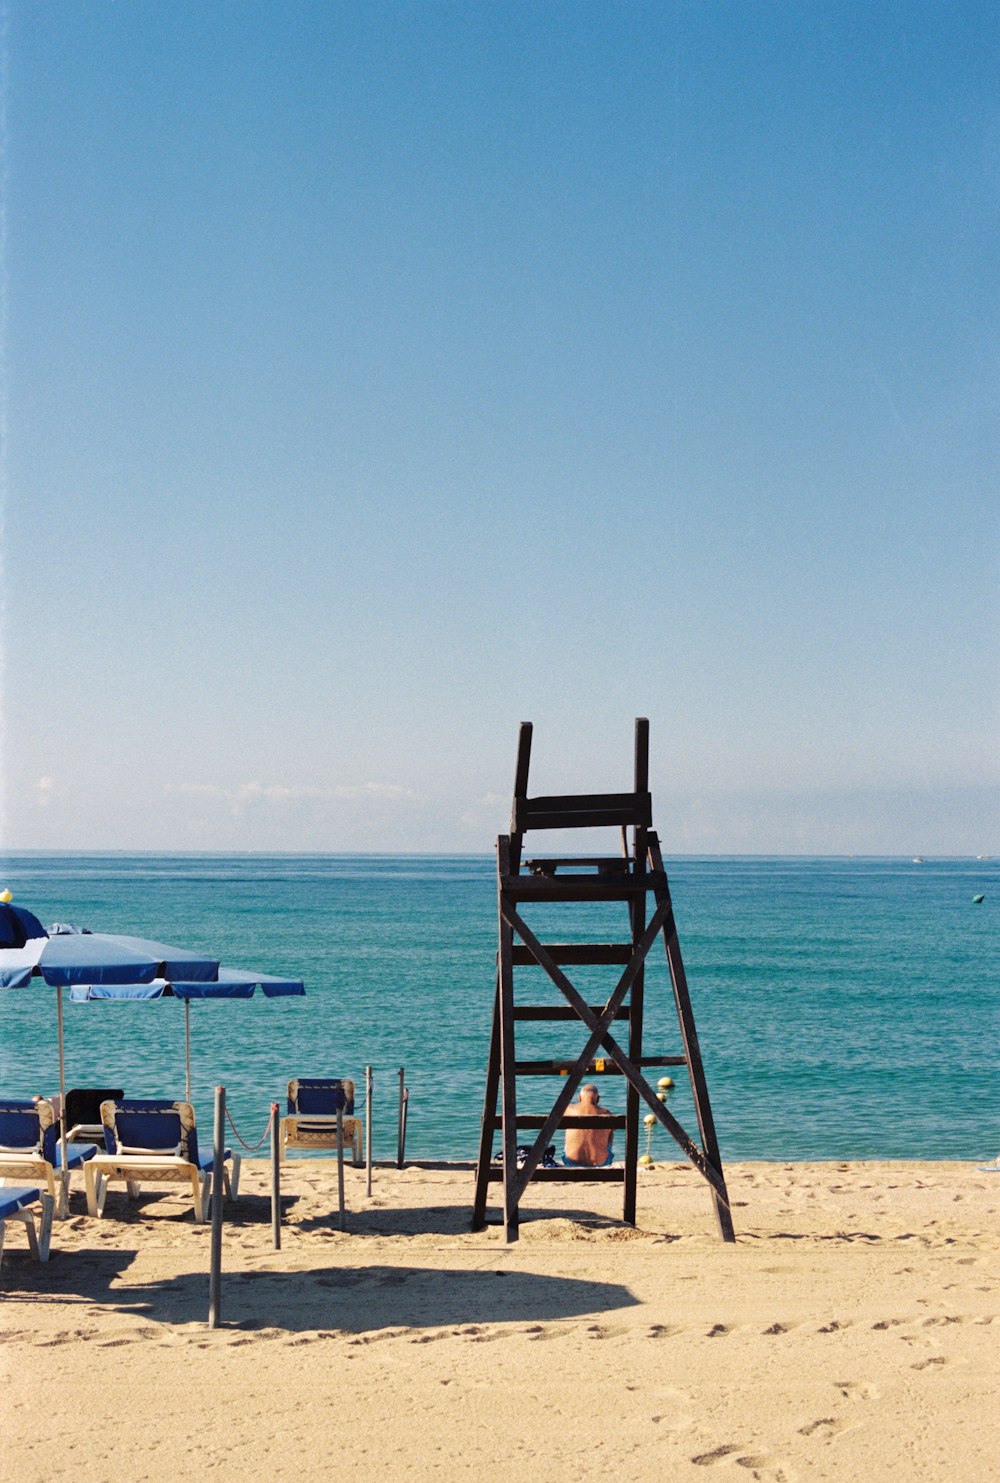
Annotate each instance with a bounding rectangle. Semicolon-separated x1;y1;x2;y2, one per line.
224;1104;276;1152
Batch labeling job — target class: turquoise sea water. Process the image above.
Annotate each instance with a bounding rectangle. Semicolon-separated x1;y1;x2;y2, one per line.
0;853;996;1163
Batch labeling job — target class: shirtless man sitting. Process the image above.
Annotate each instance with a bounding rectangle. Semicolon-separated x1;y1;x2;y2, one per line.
563;1083;615;1167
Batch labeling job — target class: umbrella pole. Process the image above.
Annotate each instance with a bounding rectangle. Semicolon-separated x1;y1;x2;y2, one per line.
56;985;69;1218
185;1001;192;1102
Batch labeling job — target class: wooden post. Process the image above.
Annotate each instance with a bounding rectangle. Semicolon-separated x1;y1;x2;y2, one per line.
497;837;519;1242
650;835;736;1242
208;1084;225;1328
270;1101;281;1250
364;1065;373;1198
472;977;502;1230
624;718;649;1226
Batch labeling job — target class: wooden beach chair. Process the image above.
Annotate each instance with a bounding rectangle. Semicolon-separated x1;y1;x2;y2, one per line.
85;1098;240;1223
0;1097;98;1218
0;1185;54;1272
281;1078;362;1165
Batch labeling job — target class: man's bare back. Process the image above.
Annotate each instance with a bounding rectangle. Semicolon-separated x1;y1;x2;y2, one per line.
563;1084;615;1165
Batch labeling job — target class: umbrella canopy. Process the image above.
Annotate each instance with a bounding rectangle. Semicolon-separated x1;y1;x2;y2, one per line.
0;904;220;988
69;969;306;1001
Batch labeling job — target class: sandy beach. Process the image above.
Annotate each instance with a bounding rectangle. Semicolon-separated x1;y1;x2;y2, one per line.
2;1158;996;1482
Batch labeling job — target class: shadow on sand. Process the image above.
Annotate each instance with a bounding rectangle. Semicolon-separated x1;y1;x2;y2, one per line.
7;1248;640;1334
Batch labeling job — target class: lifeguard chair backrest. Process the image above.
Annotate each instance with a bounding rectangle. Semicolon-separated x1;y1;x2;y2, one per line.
0;1099;57;1163
287;1078;355;1116
508;719;651;836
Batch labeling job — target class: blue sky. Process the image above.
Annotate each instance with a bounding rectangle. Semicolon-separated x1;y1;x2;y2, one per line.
2;1;997;853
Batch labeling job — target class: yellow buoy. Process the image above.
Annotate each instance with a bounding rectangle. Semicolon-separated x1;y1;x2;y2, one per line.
657;1091;667;1102
0;888;12;903
643;1112;656;1126
657;1076;674;1090
639;1154;654;1167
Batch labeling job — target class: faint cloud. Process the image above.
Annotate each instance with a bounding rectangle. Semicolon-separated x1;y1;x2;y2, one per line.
168;780;417;817
36;776;55;807
460;791;507;828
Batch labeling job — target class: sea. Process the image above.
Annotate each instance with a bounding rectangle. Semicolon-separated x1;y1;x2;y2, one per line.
0;853;996;1164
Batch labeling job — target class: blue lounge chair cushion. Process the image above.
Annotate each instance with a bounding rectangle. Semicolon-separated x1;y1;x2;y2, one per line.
287;1078;355;1115
0;1100;88;1167
101;1100;232;1173
0;1185;43;1220
0;1101;53;1159
55;1142;98;1169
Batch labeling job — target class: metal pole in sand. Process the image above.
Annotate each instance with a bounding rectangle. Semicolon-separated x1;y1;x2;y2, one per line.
208;1084;225;1328
364;1065;373;1198
400;1084;409;1165
397;1066;405;1168
270;1101;281;1250
184;1000;192;1102
56;985;69;1217
336;1105;346;1231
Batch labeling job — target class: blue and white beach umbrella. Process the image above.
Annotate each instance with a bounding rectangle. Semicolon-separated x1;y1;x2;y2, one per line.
0;899;304;1180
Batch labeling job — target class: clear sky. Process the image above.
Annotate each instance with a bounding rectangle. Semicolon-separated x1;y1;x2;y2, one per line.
1;1;997;854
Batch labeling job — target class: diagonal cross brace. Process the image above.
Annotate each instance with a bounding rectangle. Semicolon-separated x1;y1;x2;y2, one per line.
500;896;669;1200
501;899;730;1208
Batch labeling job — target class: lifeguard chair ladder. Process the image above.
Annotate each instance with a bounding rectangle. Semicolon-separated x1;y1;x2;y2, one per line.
472;718;735;1243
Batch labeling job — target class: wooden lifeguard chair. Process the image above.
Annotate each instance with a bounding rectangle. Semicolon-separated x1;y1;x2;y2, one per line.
472;718;735;1242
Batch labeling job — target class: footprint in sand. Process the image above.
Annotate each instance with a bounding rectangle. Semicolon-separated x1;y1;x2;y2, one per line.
834;1379;879;1401
692;1443;741;1465
691;1445;793;1479
911;1355;953;1371
797;1418;842;1439
706;1323;732;1338
734;1455;795;1481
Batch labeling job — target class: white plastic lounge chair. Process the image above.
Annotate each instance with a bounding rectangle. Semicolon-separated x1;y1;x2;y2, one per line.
0;1185;54;1272
0;1098;98;1218
85;1098;240;1223
281;1078;362;1164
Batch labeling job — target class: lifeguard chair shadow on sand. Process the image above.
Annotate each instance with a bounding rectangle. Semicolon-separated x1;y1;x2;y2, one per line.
472;718;735;1243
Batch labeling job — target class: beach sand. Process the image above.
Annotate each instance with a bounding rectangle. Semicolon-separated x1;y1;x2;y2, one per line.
2;1159;996;1482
